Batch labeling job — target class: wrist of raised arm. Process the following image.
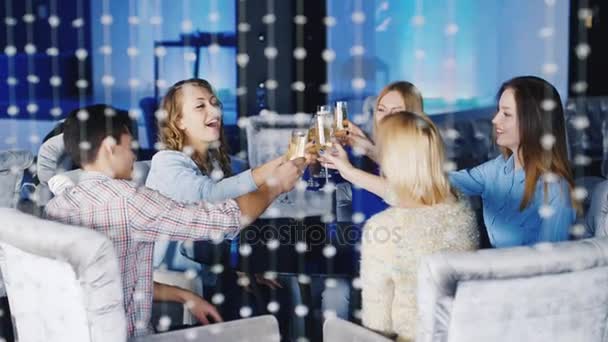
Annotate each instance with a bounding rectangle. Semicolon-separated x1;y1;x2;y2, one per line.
341;165;357;183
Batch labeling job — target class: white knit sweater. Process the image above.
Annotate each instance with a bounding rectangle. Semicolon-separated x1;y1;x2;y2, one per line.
360;199;479;341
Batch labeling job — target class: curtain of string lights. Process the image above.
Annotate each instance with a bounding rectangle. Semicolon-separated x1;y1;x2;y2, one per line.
4;0;18;149
0;0;596;337
569;0;593;238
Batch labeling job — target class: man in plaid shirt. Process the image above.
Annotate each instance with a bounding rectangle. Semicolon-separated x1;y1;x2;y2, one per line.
45;105;306;337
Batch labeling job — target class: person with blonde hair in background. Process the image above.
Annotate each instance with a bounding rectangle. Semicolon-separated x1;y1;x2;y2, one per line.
326;81;425;220
342;81;424;163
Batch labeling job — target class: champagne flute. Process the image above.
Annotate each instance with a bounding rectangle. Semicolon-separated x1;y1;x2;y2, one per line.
314;109;334;185
307;117;321;188
286;129;308;160
334;101;348;140
317;104;332;114
281;129;309;204
315;112;333;150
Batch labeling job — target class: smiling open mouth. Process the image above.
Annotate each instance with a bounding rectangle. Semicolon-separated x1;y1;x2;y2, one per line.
206;120;220;128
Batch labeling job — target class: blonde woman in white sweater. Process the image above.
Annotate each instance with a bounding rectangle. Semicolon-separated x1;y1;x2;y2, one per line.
321;111;479;341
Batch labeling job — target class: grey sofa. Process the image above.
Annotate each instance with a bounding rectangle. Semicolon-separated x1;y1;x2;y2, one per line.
417;237;608;342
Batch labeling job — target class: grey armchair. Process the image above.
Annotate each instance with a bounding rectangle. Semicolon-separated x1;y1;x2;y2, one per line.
132;315;280;342
0;208;126;342
586;179;608;237
324;317;392;342
417;238;608;342
0;150;33;208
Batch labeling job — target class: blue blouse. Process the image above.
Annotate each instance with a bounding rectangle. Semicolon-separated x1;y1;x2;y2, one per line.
145;150;257;204
352;186;388;222
350;161;388;222
146;150;254;269
449;154;576;248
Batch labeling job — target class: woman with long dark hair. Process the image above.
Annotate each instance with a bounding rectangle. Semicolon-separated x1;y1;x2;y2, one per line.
449;76;577;247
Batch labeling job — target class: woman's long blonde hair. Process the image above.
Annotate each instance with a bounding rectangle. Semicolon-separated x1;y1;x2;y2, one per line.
159;78;232;176
377;111;453;206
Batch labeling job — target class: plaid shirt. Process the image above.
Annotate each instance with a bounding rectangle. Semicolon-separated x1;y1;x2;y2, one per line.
44;172;241;337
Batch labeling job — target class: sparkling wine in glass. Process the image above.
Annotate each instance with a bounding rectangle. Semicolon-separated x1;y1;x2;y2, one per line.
334;101;348;131
286;129;308;160
315;111;334;151
306;116;320;186
314;109;335;184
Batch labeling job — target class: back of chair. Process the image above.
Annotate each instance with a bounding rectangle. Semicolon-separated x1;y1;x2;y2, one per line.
0;208;126;342
132;315;280;342
0;150;33;208
324;318;392;342
417;238;608;342
245;114;331;219
565;99;605;165
586;179;608;237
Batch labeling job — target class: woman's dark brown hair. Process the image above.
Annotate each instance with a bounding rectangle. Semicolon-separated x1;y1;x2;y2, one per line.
497;76;575;211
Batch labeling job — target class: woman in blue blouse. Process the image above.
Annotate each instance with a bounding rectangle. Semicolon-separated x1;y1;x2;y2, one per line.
146;79;288;204
145;79;306;325
449;76;577;247
322;76;577;248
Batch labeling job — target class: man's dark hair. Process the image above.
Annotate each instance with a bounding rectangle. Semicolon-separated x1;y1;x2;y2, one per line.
63;104;134;167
